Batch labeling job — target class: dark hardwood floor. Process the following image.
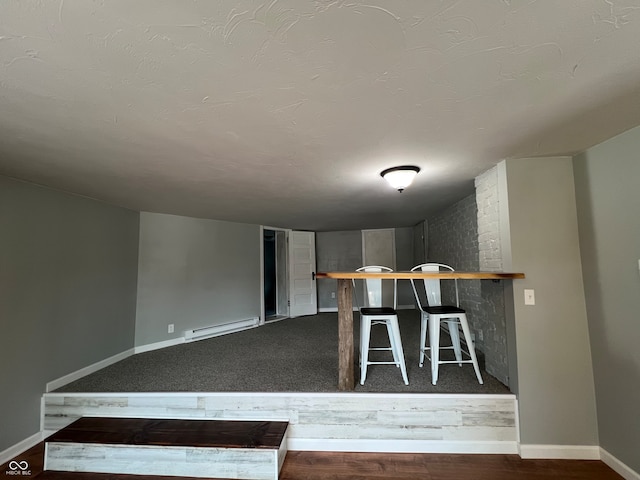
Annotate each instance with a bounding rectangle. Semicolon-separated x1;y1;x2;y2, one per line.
281;451;624;479
2;441;624;480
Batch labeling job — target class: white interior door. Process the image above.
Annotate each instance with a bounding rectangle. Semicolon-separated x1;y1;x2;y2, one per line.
288;230;318;317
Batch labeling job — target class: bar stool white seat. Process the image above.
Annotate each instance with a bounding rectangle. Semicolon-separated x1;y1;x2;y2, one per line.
410;263;483;385
355;266;409;386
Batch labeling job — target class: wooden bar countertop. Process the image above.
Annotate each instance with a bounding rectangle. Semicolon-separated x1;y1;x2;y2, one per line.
316;271;525;280
317;270;525;391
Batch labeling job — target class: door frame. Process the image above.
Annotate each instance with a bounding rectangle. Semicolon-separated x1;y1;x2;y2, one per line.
259;226;290;325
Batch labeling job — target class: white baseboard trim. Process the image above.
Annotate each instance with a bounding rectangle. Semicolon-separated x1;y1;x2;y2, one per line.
45;348;135;393
289;439;518;454
134;337;185;354
519;444;601;460
0;431;44;465
600;447;640;480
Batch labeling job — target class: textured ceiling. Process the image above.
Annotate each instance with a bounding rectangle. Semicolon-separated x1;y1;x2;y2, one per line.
2;1;640;231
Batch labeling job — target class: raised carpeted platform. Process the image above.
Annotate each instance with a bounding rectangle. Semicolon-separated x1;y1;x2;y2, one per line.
55;311;509;395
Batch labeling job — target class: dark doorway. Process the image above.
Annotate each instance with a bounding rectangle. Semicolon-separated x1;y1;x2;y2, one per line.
264;229;277;317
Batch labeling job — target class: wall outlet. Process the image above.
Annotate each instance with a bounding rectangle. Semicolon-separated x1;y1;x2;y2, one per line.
331;292;336;299
478;329;484;341
168;324;174;334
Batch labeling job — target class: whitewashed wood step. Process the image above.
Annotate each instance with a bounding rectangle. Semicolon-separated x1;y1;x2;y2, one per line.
43;417;288;480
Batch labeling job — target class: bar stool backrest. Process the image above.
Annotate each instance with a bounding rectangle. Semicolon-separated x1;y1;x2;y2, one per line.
411;263;459;308
355;265;396;309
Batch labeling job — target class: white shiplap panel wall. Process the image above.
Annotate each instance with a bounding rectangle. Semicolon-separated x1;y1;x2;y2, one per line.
45;443;280;480
42;392;517;454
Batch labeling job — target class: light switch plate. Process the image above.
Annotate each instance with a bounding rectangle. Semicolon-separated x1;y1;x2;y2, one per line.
524;289;535;305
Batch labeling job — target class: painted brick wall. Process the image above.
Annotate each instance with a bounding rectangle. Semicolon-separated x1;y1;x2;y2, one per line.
474;166;508;385
427;194;479;272
427;187;509;385
478;280;507;384
426;194;483;364
475;166;503;271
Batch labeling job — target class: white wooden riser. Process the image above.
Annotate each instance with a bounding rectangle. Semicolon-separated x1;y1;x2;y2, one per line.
42;392;519;454
45;440;287;480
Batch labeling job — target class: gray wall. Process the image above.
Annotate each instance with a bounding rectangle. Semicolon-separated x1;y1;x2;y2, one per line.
573;127;640;472
502;157;598;447
395;226;415;307
315;228;414;310
0;176;139;451
316;230;362;310
412;221;427;265
135;212;261;346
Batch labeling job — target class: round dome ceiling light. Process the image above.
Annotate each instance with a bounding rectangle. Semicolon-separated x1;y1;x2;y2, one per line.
380;165;421;192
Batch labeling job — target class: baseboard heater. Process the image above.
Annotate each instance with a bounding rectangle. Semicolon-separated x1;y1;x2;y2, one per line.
184;317;260;342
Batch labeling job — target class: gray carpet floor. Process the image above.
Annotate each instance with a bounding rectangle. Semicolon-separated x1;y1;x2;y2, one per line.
56;311;511;394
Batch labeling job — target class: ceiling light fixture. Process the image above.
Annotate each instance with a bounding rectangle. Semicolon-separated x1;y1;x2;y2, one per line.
380;165;421;192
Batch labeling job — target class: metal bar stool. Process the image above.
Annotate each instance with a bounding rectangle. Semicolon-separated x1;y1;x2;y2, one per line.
355;266;409;386
410;263;483;385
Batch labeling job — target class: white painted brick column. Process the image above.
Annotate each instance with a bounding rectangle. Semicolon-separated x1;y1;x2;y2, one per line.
474;166;508;385
475;166;503;272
